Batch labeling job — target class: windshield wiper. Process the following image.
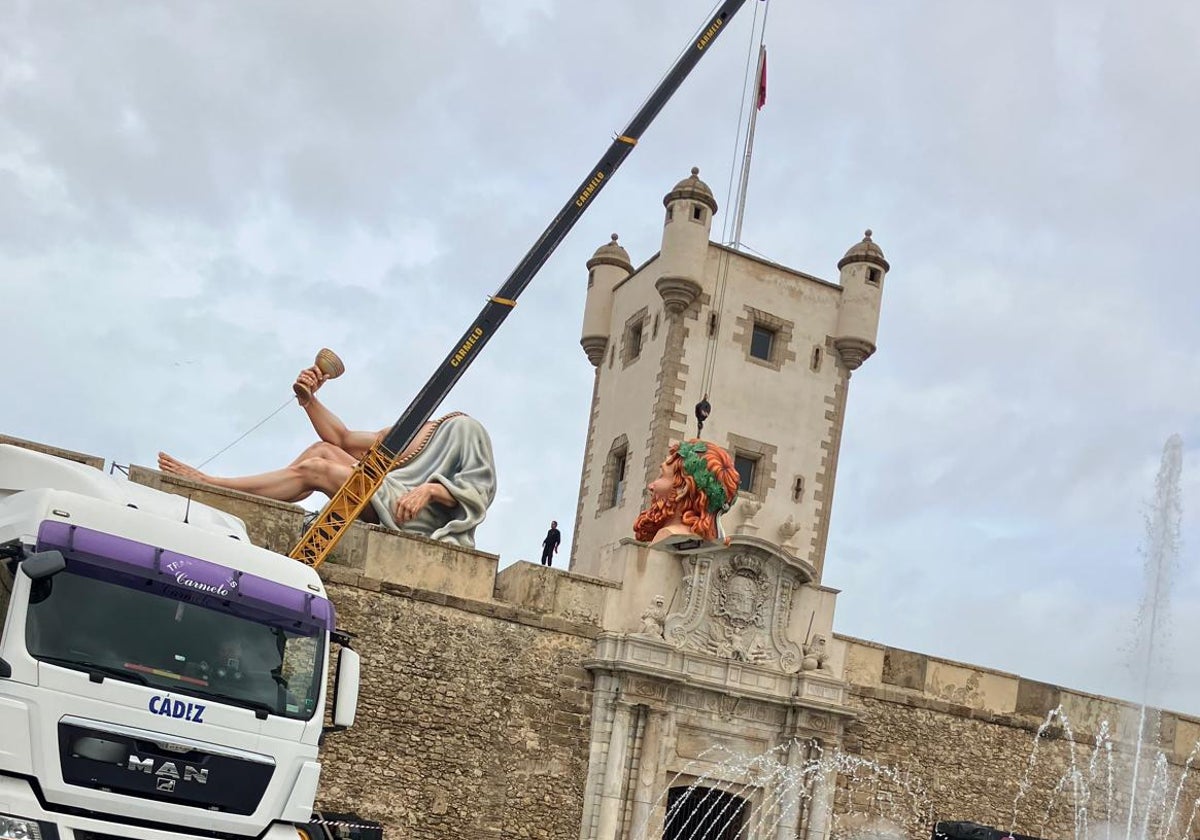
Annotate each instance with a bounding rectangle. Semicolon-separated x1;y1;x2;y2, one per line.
185;688;277;720
37;656;149;686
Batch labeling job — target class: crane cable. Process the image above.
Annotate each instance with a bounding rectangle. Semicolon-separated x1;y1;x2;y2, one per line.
626;0;727;132
695;0;771;436
196;395;296;469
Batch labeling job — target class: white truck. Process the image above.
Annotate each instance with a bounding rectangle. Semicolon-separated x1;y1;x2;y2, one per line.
0;443;364;840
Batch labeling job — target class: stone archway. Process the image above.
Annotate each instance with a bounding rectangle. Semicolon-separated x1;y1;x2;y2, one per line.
664;785;749;840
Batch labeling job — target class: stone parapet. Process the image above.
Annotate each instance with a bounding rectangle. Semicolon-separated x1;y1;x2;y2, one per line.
0;434;105;471
839;634;1200;762
494;561;619;628
320;562;602;640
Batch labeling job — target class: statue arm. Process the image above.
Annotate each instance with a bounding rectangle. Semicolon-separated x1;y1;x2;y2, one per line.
301;396;383;459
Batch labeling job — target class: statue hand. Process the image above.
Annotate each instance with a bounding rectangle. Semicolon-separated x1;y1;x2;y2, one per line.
394;483;437;525
294;366;328;407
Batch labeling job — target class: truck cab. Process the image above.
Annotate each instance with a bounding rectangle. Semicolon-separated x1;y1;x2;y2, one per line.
0;444;360;839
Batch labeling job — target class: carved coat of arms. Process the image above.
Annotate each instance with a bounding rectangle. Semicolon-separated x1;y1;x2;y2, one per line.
662;546;803;673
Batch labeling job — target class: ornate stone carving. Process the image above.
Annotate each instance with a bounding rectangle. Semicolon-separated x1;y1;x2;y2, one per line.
662;543;803;673
800;710;832;732
735;499;761;536
714;554;768;626
629;679;668;700
639;595;667;639
802;634;831;672
714;694;741;721
655;275;703;315
580;335;608;368
833;336;876;370
777;515;801;549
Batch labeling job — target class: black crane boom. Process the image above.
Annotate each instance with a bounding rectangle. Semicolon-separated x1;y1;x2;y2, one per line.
291;0;750;566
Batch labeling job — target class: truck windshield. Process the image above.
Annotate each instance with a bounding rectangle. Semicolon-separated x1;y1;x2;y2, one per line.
26;557;325;720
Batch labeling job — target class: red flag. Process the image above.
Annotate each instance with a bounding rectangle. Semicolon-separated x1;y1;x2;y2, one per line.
756;48;767;110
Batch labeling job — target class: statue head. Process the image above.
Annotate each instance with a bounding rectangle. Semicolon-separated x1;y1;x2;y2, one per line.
633;439;740;543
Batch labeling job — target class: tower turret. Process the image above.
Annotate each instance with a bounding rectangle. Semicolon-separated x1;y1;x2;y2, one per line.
580;233;633;366
655;167;717;314
833;229;890;370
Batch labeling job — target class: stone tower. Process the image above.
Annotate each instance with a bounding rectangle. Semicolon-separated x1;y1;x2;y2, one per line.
570;169;890;583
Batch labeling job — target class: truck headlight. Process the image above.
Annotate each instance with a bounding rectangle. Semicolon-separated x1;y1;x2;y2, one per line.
0;813;47;840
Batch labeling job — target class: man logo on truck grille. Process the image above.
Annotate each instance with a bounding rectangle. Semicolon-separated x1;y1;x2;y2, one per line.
128;754;209;785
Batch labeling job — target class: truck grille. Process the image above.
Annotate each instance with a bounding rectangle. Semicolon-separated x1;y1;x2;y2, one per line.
59;718;275;816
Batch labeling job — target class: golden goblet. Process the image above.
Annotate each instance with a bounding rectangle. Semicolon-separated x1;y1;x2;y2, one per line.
293;348;345;401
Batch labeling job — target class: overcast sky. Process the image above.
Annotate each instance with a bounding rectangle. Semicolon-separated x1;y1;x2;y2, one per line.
4;1;1198;720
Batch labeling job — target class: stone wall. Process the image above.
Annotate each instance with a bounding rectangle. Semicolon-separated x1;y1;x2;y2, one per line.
314;568;598;838
836;636;1200;840
0;435;106;471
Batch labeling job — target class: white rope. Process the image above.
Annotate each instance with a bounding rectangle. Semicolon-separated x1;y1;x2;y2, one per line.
195;395;296;470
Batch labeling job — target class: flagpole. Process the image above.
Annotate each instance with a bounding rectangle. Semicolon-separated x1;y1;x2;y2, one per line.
732;44;766;249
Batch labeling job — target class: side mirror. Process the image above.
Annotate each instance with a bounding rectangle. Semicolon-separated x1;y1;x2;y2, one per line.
331;647;360;730
21;551;65;581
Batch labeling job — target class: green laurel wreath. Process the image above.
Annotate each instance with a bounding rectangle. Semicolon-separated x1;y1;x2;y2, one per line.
677;441;732;514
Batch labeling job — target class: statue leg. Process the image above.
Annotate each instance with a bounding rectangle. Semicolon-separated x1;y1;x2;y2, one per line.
157;442;355;503
286;440;356;468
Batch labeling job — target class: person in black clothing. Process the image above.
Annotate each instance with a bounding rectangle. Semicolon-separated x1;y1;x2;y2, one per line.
540;521;561;567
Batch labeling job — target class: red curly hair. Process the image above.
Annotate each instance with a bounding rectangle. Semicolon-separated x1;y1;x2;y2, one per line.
633;439;740;543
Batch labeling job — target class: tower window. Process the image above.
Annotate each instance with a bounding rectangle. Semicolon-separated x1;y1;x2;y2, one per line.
610;448;628;507
621;307;650;368
735;306;795;372
588;268;595;288
666;205;674;223
652;313;660;339
750;324;775;361
727;433;777;499
793;476;805;503
734;453;758;494
600;436;630;512
866;267;881;286
811;345;823;371
708;311;718;337
691;204;704;222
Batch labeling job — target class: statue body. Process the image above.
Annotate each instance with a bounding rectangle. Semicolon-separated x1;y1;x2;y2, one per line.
158;366;497;548
368;413;495;546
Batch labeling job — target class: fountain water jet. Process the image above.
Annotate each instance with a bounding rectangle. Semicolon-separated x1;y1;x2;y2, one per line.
999;435;1190;840
1124;435;1185;840
632;742;933;840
